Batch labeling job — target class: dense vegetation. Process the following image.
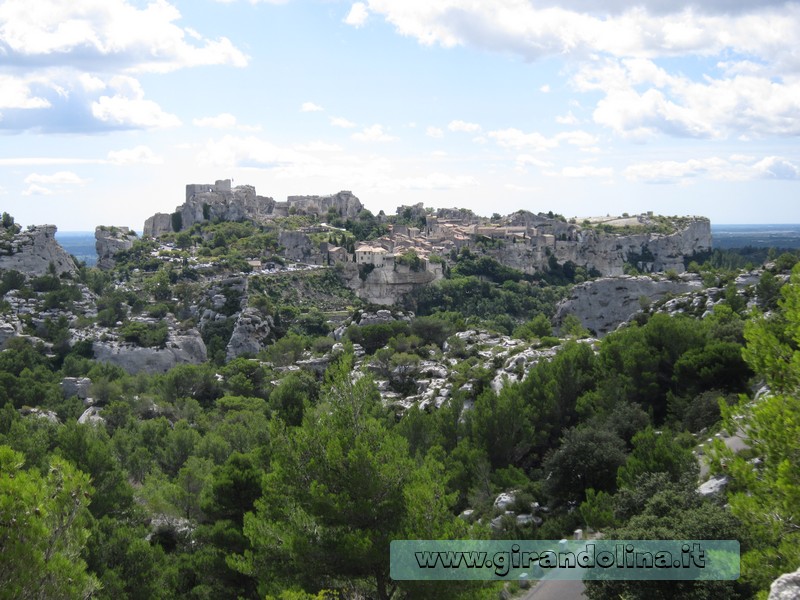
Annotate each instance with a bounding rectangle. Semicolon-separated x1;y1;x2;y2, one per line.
2;214;800;599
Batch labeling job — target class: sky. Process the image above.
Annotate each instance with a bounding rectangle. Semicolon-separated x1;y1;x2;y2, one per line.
1;0;799;231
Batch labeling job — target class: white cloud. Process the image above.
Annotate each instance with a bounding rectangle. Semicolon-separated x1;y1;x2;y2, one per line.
106;145;163;165
358;2;800;141
193;113;238;129
448;120;481;133
301;102;324;112
577;58;800;138
623;155;800;183
22;170;89;196
488;128;598;151
0;0;248;73
330;116;356;128
0;75;51;109
24;171;88;186
213;0;292;4
91;76;181;128
556;111;580;125
359;2;800;65
540;84;551;93
624;158;730;183
0;157;100;166
547;165;614;179
22;184;54;196
344;3;369;27
293;141;343;152
505;183;542;192
489;128;557;151
198;135;315;169
426;126;444;138
516;155;555;169
754;156;800;180
396;172;477;190
351;124;397;142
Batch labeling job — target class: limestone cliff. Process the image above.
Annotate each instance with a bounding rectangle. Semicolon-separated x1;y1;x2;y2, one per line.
95;226;136;270
554;275;703;336
0;225;77;276
342;262;442;305
488;217;711;277
287;191;363;220
552;218;712;276
92;328;208;374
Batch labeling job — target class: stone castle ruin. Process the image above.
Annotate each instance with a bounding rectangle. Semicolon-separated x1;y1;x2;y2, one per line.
143;180;363;237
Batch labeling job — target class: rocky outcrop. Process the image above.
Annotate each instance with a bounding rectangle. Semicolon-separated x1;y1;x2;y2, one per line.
580;218;710;276
287;191;363;220
341;262;442;305
0;225;77;276
93;328;207;374
78;406;105;426
225;308;274;360
555;275;703;336
278;231;315;263
770;567;800;599
95;226;136;270
487;217;711;277
0;320;21;347
143;213;172;238
61;377;92;399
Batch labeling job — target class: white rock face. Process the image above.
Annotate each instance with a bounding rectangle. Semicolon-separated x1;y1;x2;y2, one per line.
555;275;703;336
93;329;208;374
769;567;800;600
697;475;729;497
61;377;92;399
95;226;136;270
0;225;77;276
342;262;442;305
78;406;105;426
225;308;274;360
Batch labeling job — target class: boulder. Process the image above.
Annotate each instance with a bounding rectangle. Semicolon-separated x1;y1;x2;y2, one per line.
494;491;517;510
78;406;105;426
61;377;92;399
21;407;60;424
225;308;274;360
769;567;800;600
697;475;729;497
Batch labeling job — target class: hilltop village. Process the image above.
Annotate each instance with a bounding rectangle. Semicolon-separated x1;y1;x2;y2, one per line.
137;179;711;305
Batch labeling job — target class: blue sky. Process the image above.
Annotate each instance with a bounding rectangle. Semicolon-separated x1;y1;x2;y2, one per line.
1;0;799;231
